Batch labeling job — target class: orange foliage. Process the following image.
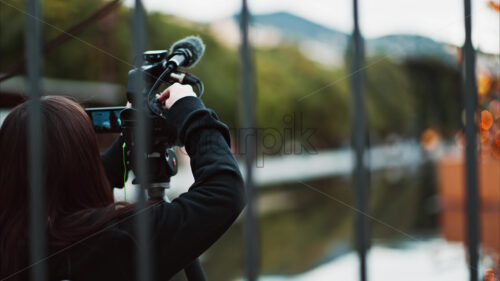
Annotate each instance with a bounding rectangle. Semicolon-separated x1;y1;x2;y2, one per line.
421;128;440;151
488;1;500;12
482;110;494;130
481;129;491;143
490;100;500;119
496;131;500;147
484;267;499;281
478;72;493;97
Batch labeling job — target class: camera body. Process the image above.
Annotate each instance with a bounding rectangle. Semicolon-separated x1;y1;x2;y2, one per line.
87;49;202;142
121;50;178;147
86;50;191;191
86;38;205;194
126;50;171;118
87;50;175;136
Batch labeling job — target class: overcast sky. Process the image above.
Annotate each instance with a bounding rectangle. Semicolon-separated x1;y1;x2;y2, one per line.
125;0;499;54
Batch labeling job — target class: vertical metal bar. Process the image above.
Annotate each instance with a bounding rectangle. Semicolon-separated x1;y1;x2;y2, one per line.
239;0;259;280
350;0;368;280
132;1;152;281
25;0;47;280
462;1;479;280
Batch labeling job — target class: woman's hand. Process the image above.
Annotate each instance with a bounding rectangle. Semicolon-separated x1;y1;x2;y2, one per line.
157;83;196;109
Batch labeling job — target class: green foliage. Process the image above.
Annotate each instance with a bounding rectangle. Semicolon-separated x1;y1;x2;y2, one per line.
0;0;25;68
364;57;415;138
255;46;351;148
0;1;461;147
146;12;240;127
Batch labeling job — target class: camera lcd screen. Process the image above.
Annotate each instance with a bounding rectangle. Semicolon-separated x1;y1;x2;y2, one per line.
86;107;124;133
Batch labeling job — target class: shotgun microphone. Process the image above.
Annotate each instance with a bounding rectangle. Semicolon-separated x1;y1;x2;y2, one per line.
166;36;206;69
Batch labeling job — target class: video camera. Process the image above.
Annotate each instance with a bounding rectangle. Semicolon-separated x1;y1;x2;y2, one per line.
85;36;205;198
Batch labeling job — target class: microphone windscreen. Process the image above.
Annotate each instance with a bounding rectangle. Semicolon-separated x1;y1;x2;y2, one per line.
169;36;205;67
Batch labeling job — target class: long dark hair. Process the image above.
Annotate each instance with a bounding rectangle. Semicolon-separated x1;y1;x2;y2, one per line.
0;96;132;279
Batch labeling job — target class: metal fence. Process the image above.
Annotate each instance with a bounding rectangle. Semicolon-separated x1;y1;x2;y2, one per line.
20;0;480;280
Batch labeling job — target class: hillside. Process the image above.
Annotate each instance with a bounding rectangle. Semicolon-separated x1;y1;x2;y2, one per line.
227;12;457;66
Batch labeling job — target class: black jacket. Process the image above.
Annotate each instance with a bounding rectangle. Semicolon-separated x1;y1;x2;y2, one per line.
49;97;245;280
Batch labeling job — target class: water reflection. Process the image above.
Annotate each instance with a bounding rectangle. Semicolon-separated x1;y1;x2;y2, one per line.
191;165;440;281
258;239;469;281
168;152;498;280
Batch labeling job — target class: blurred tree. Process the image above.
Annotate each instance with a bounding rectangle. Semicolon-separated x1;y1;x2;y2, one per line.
147;12;240;127
255;46;351;149
0;0;26;69
365;57;415;139
0;1;463;149
404;59;462;137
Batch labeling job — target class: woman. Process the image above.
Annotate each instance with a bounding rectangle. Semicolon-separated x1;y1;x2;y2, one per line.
0;83;245;280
